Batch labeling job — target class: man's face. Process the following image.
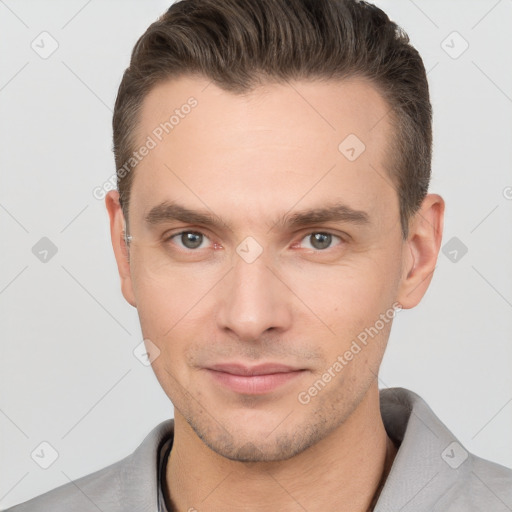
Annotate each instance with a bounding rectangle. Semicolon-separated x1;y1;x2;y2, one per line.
118;76;409;461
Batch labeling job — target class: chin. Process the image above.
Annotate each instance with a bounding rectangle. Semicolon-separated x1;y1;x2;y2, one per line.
188;413;326;463
202;432;307;462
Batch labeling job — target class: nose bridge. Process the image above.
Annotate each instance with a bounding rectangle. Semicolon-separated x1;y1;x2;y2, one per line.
218;247;291;341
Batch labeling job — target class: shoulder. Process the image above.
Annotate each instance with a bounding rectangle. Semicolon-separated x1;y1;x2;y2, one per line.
377;388;512;512
2;458;126;512
436;454;512;511
3;419;174;512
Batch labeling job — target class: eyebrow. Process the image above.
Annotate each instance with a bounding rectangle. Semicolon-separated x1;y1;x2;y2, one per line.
144;201;370;231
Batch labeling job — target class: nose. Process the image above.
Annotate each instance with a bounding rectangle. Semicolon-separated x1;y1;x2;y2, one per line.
216;249;293;343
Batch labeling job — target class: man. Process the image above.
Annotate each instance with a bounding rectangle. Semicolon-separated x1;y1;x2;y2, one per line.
6;0;512;511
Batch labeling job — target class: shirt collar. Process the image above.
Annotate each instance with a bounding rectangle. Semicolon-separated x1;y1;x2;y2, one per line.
375;387;471;511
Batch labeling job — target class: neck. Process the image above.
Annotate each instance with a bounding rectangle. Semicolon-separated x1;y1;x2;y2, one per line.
165;382;396;512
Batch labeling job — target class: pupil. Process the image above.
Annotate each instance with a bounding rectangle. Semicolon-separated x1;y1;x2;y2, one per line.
311;233;331;250
182;232;202;249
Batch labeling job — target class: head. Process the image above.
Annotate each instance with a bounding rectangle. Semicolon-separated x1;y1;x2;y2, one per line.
106;0;444;462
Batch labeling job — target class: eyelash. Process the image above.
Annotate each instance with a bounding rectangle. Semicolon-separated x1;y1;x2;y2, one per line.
163;230;346;253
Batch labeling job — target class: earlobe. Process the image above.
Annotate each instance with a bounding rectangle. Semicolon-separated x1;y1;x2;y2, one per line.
105;190;137;307
396;194;445;309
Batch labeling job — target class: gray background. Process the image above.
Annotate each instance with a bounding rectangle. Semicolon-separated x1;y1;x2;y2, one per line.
1;0;511;508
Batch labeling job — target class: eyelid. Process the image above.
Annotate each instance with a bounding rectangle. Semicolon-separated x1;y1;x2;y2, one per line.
163;226;212;240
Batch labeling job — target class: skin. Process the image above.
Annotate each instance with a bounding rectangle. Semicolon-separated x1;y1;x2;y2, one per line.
106;75;444;511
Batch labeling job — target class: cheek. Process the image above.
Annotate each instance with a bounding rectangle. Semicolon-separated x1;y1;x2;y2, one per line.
132;270;197;403
129;256;224;394
129;250;215;336
291;259;393;321
287;256;399;364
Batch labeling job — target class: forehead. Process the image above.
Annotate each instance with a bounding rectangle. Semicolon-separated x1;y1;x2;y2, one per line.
129;75;397;230
137;74;392;149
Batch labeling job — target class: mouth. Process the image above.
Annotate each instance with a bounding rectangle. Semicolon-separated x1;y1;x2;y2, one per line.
204;363;307;395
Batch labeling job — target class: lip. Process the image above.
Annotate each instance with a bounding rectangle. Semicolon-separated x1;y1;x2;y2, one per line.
205;363;306;395
208;363;300;376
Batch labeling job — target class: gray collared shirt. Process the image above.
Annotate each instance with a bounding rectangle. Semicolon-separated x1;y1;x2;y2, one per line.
5;387;512;511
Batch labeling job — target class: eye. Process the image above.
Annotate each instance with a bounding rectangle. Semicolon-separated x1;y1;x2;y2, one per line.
164;230;344;253
299;232;343;251
168;231;212;250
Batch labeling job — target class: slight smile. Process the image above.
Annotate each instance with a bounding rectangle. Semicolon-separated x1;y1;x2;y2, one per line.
204;363;307;395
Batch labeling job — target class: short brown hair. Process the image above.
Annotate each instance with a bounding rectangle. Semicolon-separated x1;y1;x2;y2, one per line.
113;0;432;239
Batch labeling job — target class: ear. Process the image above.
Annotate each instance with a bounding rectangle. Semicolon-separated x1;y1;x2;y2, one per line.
396;193;445;309
105;190;136;307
